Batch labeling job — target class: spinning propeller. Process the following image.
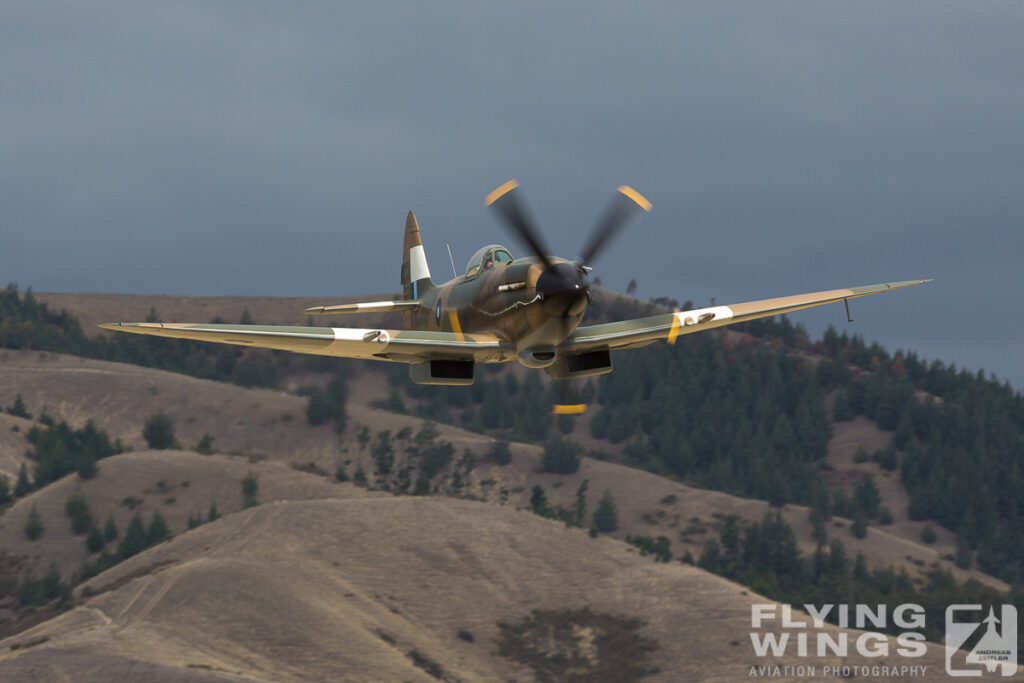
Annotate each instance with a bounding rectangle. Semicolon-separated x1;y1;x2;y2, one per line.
486;180;652;414
486;180;651;320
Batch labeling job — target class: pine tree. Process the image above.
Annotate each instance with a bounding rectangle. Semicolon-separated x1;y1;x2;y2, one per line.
7;393;30;419
147;510;169;543
529;485;550;517
574;479;589;527
76;449;98;479
851;511;868;539
14;463;32;497
103;514;119;541
24;503;44;540
305;387;331;426
720;515;741;578
0;475;11;505
86;523;105;552
241;473;259;508
207;501;220;523
593;490;618;533
42;561;63;600
489;439;512;466
541;435;581;474
65;490;93;534
195;434;214;455
143;413;177;449
118;512;147;558
853;473;881;519
853;553;870;583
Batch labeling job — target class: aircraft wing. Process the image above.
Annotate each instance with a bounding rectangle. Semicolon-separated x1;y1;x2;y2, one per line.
560;280;930;354
97;322;511;363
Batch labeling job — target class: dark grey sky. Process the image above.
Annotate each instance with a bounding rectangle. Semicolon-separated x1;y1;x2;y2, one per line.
3;2;1022;387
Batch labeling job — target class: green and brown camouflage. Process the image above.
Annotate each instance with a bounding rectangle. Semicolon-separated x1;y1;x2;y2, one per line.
100;182;930;386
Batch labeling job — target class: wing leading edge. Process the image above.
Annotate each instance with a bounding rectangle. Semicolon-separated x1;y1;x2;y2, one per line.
560;280;930;355
99;280;927;364
97;322;511;364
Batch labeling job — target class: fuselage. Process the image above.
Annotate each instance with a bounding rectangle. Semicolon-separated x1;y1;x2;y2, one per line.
407;249;588;356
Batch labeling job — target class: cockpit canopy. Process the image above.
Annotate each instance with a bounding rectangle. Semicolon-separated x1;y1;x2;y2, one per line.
466;244;513;277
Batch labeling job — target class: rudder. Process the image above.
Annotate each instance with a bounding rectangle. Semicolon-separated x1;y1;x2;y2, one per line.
401;210;434;301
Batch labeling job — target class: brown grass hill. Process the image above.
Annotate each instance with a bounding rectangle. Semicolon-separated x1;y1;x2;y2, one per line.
0;497;954;682
0;450;381;582
0;348;1005;594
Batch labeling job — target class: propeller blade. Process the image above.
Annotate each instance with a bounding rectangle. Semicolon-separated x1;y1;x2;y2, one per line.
486;179;553;268
552;378;586;415
578;185;652;267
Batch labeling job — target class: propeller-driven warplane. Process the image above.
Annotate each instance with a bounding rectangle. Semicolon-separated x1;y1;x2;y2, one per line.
101;180;928;412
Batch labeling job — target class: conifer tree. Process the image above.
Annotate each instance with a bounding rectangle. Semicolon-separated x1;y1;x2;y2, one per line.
14;463;32;497
86;523;104;553
103;514;119;541
143;413;177;449
7;393;30;419
529;485;550;517
0;475;11;505
65;490;93;534
593;490;618;533
574;479;589;527
24;503;44;540
118;512;147;558
147;510;169;543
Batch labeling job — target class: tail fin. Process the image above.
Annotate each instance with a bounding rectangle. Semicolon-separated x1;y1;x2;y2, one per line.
401;210;435;301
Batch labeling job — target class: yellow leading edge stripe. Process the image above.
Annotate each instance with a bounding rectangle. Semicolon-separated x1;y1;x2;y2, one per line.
448;310;465;342
668;310;682;344
553;404;587;415
485;179;519;206
617;185;652;211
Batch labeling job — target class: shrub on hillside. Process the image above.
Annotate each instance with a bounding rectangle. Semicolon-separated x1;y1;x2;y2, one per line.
143;413;178;450
541;435;581;474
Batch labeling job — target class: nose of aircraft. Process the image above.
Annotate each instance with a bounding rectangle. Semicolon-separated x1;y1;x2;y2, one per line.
537;262;590;318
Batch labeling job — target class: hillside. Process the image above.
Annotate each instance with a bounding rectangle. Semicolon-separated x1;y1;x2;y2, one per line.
0;497;954;682
33;291;403;333
0;350;1003;594
0;289;1019;678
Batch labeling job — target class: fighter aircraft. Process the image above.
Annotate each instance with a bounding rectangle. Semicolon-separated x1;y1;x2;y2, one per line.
101;180;928;407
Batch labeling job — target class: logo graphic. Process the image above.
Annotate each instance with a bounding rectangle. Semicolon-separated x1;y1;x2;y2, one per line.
946;604;1018;677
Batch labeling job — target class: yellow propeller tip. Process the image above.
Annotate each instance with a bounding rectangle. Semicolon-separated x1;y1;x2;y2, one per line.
553;404;587;415
617;185;652;211
485;179;519;206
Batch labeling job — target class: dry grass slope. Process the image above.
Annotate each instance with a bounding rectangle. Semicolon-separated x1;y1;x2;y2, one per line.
0;498;954;682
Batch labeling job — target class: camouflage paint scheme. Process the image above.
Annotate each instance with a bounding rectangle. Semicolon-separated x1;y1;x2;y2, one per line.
101;193;929;373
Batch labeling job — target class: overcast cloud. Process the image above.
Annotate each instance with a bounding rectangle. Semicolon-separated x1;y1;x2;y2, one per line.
2;2;1022;387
